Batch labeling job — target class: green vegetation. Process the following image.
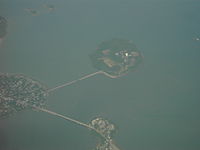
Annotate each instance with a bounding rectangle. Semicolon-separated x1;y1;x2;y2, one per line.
0;74;48;118
90;39;143;77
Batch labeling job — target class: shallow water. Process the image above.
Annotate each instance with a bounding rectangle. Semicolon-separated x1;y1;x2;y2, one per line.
0;0;200;150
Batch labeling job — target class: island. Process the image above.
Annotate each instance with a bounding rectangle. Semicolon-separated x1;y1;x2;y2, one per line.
90;38;143;78
0;16;7;39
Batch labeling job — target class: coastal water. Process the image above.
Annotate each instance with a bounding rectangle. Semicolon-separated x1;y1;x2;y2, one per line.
0;0;200;150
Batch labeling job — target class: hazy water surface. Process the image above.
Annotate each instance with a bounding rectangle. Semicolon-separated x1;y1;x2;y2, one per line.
0;0;200;150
